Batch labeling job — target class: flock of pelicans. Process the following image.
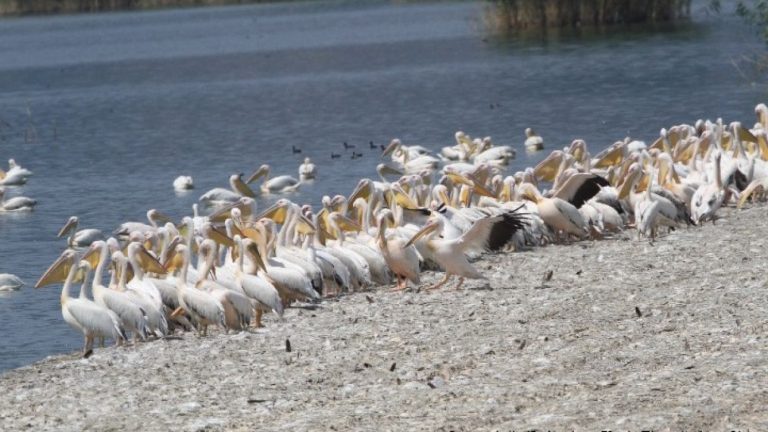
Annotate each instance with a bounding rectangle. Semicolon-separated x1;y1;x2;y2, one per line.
16;103;768;356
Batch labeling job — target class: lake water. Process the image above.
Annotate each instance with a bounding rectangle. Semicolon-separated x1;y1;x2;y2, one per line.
0;0;763;372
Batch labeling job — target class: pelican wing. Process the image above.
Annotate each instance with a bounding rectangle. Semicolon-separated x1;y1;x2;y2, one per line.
239;274;284;315
182;288;225;323
552;173;610;209
67;299;123;339
455;207;528;253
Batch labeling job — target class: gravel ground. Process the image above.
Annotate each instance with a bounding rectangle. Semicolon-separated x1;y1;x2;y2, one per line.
1;206;767;431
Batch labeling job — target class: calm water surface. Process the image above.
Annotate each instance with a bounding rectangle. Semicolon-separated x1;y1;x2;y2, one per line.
0;0;763;372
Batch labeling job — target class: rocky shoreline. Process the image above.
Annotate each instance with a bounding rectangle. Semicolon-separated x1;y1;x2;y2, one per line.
1;206;767;431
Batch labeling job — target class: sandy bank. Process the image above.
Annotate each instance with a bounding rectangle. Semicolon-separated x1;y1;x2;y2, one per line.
1;206;767;431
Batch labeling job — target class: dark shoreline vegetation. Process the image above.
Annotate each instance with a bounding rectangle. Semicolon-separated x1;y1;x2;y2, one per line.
0;0;272;16
486;0;693;32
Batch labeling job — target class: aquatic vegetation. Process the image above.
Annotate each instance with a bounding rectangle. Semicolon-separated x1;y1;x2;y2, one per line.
486;0;692;31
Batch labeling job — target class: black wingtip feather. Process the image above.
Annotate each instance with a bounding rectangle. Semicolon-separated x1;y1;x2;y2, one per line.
487;210;529;251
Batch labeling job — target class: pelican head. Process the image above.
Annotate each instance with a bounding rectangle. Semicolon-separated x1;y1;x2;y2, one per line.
147;209;173;227
57;216;79;238
246;165;270;184
404;216;442;248
534;150;564;182
348;179;373;204
36;248;82;288
257;198;292;224
381;138;402;158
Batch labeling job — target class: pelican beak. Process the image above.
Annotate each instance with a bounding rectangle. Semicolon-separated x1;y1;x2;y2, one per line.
207;225;234;248
470;180;496;198
405;219;439;248
138;246;167;275
737;124;758;143
381;140;399;158
246;165;268;184
256;202;288;224
165;249;184;273
649;136;665;152
161;237;183;266
177;222;190;240
81;244;102;270
316;208;336;241
618;170;638;200
153;211;174;225
437;188;451;206
35;253;74;288
391;187;417;209
348;180;372;205
57;217;77;238
246;241;267;273
233;175;257;198
533;153;562;182
657;159;669;187
593;144;625;169
294;214;317;235
332;213;362;233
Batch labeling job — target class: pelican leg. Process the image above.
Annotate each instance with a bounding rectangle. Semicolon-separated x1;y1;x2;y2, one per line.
99;336;105;348
453;277;465;290
427;272;451;290
390;276;406;292
254;309;263;328
83;335;94;358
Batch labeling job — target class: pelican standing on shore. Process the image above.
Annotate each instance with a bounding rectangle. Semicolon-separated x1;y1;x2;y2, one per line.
405;208;527;290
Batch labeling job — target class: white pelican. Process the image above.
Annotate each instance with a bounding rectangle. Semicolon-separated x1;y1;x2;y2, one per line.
0;187;36;211
0;273;24;291
471;137;516;165
518;183;588;242
525;128;544;152
691;151;726;224
299;158;317;180
114;209;172;237
405;207;527;290
38;251;127;355
376;209;420;291
173;175;194;191
251;219;321;302
195;239;254;331
232;235;284;327
247;164;301;194
57;216;105;248
0;159;32;185
172;243;226;335
199;173;257;207
123;243;169;336
84;241;150;343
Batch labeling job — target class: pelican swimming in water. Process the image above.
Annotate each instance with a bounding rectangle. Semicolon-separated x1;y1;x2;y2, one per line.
0;187;36;212
246;164;301;194
38;251;127;356
0;159;32;186
524;128;544;152
114;209;173;237
0;273;24;291
58;216;105;248
405;207;527;290
173;175;194;191
199;173;257;207
299;158;317;180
